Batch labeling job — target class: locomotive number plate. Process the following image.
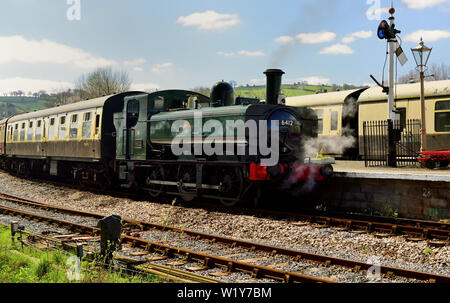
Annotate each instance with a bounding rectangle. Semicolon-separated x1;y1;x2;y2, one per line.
280;120;294;126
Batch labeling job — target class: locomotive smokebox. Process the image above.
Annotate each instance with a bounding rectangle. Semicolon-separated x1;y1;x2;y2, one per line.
264;69;285;105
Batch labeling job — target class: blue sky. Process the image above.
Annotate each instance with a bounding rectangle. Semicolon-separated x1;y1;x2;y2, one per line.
0;0;450;94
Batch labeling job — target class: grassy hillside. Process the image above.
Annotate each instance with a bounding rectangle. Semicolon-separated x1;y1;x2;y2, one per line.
0;97;51;119
235;84;335;100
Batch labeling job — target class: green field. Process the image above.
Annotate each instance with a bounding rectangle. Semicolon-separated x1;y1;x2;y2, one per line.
0;83;339;119
0;97;50;119
235;84;335;100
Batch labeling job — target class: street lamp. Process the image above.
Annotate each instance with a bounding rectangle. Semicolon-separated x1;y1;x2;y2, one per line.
411;38;432;152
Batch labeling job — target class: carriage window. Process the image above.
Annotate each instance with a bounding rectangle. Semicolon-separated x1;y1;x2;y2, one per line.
35;120;42;140
436;101;450;111
331;111;338;131
49;118;56;140
318;119;324;134
70;114;78;139
436;112;450;132
20;123;25;141
435;101;450;132
27;121;34;141
13;124;18;141
59;116;67;139
397;108;406;129
84;112;91;121
82;113;92;139
95;114;100;135
315;109;324;117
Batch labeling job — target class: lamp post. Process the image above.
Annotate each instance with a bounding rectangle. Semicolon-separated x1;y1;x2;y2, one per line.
411;38;432;152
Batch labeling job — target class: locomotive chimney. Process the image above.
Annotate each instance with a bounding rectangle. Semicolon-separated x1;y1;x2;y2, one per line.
264;69;285;105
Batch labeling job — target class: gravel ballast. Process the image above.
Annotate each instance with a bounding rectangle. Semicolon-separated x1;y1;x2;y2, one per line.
0;171;448;279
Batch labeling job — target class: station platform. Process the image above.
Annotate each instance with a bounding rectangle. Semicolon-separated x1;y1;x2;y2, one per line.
312;161;449;221
332;161;450;182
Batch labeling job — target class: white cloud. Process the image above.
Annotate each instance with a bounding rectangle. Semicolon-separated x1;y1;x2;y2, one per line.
285;76;330;85
249;78;265;85
177;11;241;30
296;31;336;44
217;50;265;57
297;76;330;85
319;44;355;55
342;31;373;44
365;7;390;20
401;0;448;10
131;83;159;92
217;51;235;57
237;50;265;57
274;36;295;44
0;35;116;69
133;67;144;72
0;77;73;95
404;29;450;42
123;58;146;66
152;62;173;73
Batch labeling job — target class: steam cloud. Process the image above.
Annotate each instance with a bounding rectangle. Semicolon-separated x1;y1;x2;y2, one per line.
303;134;356;158
268;0;339;68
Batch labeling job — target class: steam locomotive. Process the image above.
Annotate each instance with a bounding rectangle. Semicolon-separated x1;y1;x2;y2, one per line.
0;69;333;207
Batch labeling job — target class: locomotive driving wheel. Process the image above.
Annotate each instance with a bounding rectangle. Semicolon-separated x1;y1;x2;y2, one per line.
145;165;165;198
217;167;244;207
177;165;197;202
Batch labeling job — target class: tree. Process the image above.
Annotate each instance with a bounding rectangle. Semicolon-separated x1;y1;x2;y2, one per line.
398;62;450;84
192;87;210;97
76;67;131;99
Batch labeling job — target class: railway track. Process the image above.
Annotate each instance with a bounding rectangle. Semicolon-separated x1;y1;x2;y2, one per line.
188;202;450;242
7;175;450;242
0;192;449;283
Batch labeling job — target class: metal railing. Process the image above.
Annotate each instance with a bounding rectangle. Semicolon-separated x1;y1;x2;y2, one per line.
363;119;421;167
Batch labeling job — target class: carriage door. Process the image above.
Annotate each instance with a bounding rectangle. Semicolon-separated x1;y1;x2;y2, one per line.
125;99;139;159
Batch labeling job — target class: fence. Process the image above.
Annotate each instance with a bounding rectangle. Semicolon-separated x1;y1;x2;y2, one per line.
363;119;421;167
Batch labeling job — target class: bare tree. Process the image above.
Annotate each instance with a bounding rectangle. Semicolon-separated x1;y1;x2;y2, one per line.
76;67;131;100
398;62;450;84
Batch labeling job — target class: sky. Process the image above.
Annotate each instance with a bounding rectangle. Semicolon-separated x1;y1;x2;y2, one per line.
0;0;450;95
